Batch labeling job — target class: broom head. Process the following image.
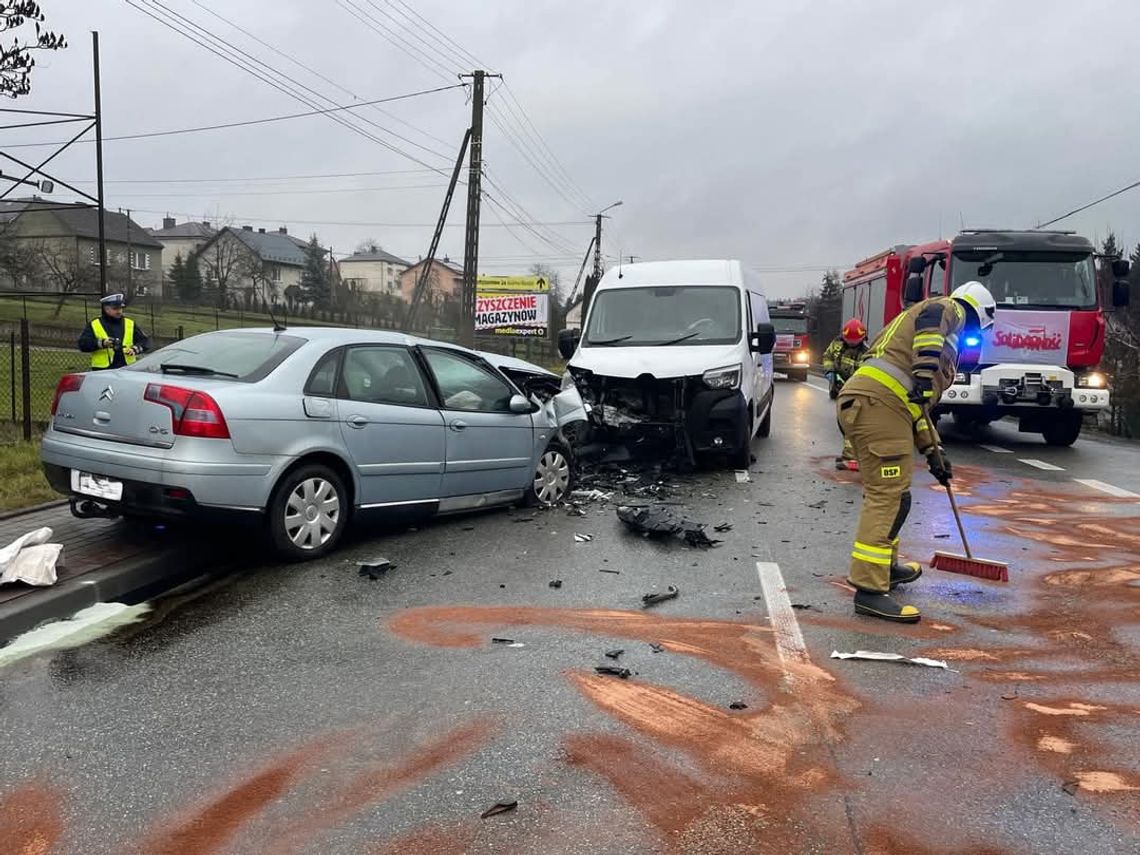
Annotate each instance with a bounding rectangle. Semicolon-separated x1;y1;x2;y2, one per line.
930;551;1009;582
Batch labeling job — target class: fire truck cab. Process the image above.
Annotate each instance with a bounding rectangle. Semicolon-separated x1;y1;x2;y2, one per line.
769;300;814;382
842;229;1131;446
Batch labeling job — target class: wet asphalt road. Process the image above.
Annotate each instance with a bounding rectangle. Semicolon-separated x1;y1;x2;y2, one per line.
1;377;1138;854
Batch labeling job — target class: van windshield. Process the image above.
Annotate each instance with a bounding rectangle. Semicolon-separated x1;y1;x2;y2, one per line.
584;286;741;347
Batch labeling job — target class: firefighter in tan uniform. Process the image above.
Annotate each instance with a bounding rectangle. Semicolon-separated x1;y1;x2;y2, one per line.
836;281;996;623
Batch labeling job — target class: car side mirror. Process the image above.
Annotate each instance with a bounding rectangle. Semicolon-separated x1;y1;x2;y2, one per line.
558;328;580;359
904;273;925;305
509;393;533;413
1113;279;1130;308
750;322;776;354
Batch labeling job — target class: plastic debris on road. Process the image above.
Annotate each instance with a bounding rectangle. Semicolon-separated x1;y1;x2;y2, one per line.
616;504;721;547
735;470;751;483
574;533;593;543
570;489;613;503
358;558;394;580
830;650;951;670
604;649;624;659
641;584;679;608
0;526;62;587
480;799;518;819
594;665;632;678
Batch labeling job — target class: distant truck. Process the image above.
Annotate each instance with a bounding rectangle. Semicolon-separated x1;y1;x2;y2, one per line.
768;300;815;382
842;229;1131;446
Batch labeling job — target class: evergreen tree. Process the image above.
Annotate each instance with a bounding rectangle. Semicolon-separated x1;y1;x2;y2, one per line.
299;235;331;308
169;253;185;299
183;252;203;303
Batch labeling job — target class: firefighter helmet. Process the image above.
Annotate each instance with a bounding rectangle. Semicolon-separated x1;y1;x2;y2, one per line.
841;317;867;345
951;281;996;330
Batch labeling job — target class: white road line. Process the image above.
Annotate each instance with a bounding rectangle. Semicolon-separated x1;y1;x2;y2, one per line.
1018;458;1065;471
979;444;1012;454
804;380;829;393
756;561;810;667
1073;478;1140;499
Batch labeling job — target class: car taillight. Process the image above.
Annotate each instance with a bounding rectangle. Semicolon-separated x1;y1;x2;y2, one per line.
144;383;230;439
51;373;85;415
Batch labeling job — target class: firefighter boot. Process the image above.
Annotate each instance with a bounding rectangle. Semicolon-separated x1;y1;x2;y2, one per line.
853;590;921;623
889;561;922;589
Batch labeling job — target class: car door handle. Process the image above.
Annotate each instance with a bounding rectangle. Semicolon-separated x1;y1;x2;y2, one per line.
449;419;467;432
347;415;368;429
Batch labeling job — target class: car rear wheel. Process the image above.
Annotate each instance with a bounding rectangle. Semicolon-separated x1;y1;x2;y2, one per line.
268;464;348;561
527;442;572;506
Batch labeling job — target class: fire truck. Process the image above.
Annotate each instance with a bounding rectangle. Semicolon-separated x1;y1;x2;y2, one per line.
842;229;1131;446
769;300;814;382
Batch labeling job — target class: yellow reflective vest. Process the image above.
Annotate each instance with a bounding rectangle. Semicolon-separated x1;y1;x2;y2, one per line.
89;317;136;369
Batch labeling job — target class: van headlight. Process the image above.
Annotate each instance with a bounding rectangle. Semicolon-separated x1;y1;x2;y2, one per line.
1077;371;1107;389
560;370;575;391
703;364;742;390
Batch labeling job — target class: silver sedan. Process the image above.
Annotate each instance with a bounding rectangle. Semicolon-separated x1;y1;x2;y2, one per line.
41;327;585;560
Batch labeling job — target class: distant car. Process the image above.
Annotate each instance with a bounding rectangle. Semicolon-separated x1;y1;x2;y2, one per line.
41;327;586;560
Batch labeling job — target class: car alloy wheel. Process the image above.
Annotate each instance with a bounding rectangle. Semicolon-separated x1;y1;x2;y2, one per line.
533;448;571;505
283;476;341;550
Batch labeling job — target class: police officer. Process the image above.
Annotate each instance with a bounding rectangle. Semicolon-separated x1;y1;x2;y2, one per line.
823;317;869;470
77;293;149;370
836;281;996;623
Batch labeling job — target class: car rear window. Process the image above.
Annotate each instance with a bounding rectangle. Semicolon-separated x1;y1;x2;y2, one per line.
126;331;306;382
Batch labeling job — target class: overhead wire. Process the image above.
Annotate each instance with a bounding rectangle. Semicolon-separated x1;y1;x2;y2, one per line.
1035;177;1140;229
335;0;458;86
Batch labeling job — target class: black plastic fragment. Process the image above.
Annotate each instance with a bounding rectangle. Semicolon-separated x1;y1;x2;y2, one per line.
594;665;632;678
729;701;749;710
358;559;393;580
641;585;679;608
616;504;721;548
549;580;563;589
481;799;518;818
604;649;624;659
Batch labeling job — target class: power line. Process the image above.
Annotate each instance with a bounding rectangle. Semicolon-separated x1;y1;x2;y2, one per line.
123;205;592;229
122;0;455;173
336;0;458;85
101;183;450;199
1035;177;1140;229
67;168;447;185
189;0;456;157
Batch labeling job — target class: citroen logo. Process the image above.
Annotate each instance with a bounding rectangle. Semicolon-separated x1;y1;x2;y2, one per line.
99;386;114;402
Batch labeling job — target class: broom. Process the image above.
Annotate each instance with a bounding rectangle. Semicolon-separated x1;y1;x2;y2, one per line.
924;411;1009;582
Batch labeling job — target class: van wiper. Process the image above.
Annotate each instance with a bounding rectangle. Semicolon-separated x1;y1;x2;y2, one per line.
590;335;632;346
159;363;239;378
658;332;700;346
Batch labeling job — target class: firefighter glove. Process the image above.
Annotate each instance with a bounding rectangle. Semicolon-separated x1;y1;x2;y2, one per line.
908;376;934;404
926;447;952;486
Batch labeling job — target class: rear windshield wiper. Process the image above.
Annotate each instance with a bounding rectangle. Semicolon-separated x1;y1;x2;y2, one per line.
658;332;700;346
159;363;239;378
589;335;633;346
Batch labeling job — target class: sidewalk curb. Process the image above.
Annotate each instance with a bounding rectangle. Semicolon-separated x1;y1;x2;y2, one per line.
0;543;237;646
0;499;67;523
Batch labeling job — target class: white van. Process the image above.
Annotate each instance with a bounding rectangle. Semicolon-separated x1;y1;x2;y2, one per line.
558;259;776;468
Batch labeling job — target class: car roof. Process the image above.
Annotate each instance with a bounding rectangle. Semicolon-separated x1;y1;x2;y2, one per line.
194;326;555;375
596;259;743;290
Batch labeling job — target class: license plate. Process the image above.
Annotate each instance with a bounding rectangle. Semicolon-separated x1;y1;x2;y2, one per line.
71;470;123;501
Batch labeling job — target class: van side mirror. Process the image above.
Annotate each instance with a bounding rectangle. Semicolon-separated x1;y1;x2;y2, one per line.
557;328;580;359
904;273;925;305
750;322;776;354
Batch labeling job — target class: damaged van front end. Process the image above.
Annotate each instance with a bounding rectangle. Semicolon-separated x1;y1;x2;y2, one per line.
567;361;752;463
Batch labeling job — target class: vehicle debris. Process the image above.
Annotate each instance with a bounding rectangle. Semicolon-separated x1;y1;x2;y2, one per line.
480;799;518;819
599;568;621;575
594;665;632;678
729;701;749;710
806;500;827;509
830;650;951;670
735;470;751;483
574;533;593;543
713;522;733;532
649;643;665;653
790;603;814;610
358;558;394;580
604;649;624;659
570;489;613;503
641;585;679;608
548;580;562;589
491;637;525;648
616;504;721;547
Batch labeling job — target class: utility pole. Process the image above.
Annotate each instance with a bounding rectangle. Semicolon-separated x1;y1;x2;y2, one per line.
583;200;622;320
92;31;107;298
122;207;132;299
457;70;498;347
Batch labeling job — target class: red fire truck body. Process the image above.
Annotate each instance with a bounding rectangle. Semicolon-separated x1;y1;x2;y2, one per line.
768;300;813;382
841;229;1128;446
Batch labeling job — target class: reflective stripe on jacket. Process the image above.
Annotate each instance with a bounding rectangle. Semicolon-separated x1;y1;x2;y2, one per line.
821;338;867;383
89;317;135;368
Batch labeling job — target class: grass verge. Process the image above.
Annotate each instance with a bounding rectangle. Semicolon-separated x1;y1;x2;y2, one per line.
0;425;57;512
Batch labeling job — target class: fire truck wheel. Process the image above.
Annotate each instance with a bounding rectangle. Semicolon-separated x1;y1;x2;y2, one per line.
1042;413;1082;447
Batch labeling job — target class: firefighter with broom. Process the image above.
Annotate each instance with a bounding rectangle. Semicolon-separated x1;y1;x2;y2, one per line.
836;281;996;623
823;317;869;470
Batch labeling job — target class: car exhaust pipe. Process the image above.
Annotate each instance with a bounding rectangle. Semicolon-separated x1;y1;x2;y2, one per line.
69;497;120;519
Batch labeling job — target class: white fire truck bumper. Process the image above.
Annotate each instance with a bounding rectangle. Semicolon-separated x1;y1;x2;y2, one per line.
942;363;1110;412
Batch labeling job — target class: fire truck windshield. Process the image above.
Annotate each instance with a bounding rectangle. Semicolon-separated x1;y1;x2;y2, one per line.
950;250;1097;310
771;317;808;333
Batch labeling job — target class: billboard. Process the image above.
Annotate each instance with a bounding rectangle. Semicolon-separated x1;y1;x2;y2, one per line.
476;275;550;337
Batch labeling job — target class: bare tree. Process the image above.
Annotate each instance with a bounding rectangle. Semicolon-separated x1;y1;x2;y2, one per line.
0;1;66;98
198;230;251;308
32;240;94;316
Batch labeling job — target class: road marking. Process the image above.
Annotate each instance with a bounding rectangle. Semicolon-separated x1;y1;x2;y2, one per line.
756;561;810;667
1019;459;1065;471
979;444;1012;454
804;380;829;393
1073;478;1140;499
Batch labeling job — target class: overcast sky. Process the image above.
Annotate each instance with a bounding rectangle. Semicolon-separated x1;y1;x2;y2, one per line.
10;0;1140;298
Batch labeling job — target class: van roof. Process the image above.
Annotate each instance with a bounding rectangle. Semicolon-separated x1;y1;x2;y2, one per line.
597;259;745;290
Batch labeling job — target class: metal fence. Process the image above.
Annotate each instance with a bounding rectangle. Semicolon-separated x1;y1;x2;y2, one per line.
0;296;559;440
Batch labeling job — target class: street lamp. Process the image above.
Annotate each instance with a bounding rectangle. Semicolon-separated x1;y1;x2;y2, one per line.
0;172;54;194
